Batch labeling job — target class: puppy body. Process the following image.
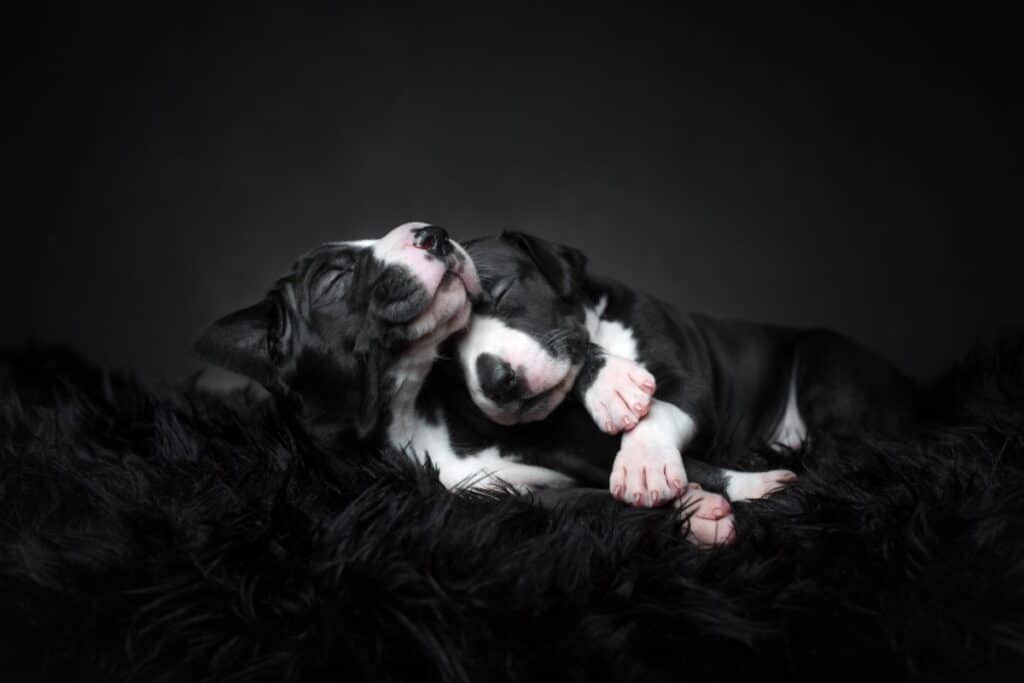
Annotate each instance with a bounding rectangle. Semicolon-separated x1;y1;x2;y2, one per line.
196;222;481;452
454;233;924;507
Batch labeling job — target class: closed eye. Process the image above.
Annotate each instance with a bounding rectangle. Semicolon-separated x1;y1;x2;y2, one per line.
491;278;515;308
312;268;350;304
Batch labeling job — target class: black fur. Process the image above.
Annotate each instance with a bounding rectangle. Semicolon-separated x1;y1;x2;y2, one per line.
462;234;925;490
2;338;1023;681
195;235;458;447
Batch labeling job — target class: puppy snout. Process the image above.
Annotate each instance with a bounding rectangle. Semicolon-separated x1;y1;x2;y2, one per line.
413;225;453;259
476;353;520;404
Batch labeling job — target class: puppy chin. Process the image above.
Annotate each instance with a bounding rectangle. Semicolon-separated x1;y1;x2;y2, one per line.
449;242;482;301
481;397;557;426
482;409;521;427
407;275;467;337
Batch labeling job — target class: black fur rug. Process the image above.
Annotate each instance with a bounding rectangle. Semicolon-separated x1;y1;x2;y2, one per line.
2;338;1023;682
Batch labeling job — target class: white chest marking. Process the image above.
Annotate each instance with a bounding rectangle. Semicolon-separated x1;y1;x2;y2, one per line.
769;366;807;451
386;355;573;491
390;413;573;491
586;296;641;363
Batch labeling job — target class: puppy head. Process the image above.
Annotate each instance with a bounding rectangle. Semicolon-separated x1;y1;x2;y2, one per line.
196;222;481;444
457;231;590;425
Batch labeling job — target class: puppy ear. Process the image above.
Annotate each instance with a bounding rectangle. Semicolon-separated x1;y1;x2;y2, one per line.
194;299;282;389
289;347;385;444
502;231;588;299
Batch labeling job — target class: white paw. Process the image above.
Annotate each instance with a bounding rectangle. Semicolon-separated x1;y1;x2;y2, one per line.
608;436;685;508
726;469;798;502
584;355;656;434
675;484;736;547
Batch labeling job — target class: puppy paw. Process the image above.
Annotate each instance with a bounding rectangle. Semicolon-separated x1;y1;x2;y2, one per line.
676;484;737;547
609;437;685;508
584;355;656;434
726;469;798;502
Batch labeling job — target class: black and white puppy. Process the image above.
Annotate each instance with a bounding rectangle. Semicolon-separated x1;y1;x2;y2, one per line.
195;222;482;452
454;232;924;510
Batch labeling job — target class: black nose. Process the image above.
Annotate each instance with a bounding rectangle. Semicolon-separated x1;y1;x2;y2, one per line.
413;225;452;258
476;353;520;403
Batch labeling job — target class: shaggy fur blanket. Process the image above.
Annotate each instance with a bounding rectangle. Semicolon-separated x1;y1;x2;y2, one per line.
2;338;1023;682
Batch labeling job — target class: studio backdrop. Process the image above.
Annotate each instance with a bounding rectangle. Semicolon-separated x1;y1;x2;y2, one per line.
5;5;1021;381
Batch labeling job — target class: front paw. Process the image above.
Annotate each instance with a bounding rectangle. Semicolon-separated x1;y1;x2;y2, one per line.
609;437;685;508
584;355;656;434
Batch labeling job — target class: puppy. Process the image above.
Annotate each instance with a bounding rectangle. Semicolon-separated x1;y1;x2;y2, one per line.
195;222;482;451
455;232;923;510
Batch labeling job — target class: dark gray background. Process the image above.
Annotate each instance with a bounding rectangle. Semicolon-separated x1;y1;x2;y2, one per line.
5;5;1021;383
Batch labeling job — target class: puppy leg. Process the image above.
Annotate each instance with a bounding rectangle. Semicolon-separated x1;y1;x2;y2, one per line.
581;353;657;434
685;457;797;502
723;469;798;502
609;400;696;507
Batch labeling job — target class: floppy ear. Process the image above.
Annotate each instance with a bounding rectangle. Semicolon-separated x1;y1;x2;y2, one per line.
194;299;282;390
288;346;386;444
502;231;588;299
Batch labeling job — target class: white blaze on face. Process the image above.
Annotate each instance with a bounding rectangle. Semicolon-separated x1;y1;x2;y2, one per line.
372;222;448;295
367;222;482;300
334;223;482;299
330;223;481;343
458;314;578;423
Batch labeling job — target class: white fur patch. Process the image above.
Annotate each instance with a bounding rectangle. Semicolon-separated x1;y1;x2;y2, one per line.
584;296;608;337
585;297;641;363
390;412;573;491
723;469;797;501
591;318;639;362
370;222;447;297
770;367;807;451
